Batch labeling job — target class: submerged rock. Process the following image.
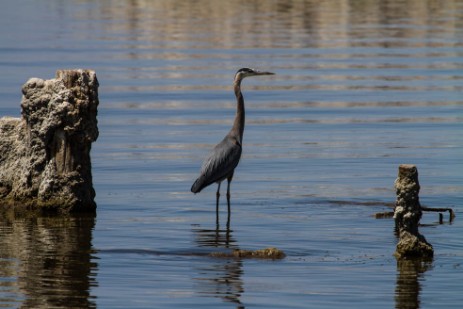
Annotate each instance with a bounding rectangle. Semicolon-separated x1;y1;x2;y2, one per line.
209;247;286;259
393;165;433;259
0;69;99;213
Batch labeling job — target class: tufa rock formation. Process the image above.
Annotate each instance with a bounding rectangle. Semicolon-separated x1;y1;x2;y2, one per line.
0;69;99;213
393;165;433;259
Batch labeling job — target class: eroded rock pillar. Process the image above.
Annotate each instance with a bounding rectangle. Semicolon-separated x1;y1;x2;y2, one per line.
0;69;99;213
393;164;433;259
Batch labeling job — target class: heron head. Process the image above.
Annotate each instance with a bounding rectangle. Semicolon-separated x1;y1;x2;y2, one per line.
234;68;275;81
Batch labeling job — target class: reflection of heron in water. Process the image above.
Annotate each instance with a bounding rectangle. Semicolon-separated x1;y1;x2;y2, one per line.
193;226;244;307
191;68;275;223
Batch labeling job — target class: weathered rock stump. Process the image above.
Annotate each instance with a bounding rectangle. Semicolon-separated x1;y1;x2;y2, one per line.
0;69;99;213
393;164;433;259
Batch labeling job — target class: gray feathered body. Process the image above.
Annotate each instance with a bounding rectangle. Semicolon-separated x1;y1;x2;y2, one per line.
191;134;242;193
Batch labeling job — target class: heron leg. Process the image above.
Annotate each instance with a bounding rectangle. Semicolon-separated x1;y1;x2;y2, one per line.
226;173;233;219
226;180;231;214
216;182;221;224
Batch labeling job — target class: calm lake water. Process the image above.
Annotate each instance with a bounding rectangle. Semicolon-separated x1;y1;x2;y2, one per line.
1;0;463;308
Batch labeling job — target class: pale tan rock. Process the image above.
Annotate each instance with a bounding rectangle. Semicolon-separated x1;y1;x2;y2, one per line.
0;69;99;213
393;165;433;259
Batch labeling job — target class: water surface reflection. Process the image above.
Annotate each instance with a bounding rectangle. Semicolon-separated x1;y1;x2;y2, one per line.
1;0;462;307
193;226;244;308
0;213;97;308
395;258;433;309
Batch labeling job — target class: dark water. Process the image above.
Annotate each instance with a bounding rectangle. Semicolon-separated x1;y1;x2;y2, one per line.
1;0;462;308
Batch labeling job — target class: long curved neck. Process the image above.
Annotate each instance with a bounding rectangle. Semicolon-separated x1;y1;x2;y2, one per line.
230;79;245;143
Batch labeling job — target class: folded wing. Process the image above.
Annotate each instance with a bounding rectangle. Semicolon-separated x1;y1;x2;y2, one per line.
191;136;242;193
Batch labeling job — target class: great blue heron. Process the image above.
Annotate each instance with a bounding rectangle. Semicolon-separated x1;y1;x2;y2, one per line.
191;68;275;221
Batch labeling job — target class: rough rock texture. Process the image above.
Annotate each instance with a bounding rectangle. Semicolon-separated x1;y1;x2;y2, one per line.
393;165;433;259
0;69;99;213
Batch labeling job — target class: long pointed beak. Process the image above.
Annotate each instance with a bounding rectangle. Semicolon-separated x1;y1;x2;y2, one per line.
255;71;275;76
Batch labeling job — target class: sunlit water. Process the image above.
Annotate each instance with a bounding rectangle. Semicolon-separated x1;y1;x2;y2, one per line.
1;0;462;308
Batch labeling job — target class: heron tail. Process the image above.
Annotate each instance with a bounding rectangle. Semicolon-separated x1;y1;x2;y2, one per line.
191;178;204;194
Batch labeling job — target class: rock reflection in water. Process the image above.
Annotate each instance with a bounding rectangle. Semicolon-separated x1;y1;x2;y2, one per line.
193;226;244;308
0;213;97;308
395;258;433;309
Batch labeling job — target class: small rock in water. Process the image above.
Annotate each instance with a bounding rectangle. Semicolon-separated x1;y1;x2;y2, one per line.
210;247;286;259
